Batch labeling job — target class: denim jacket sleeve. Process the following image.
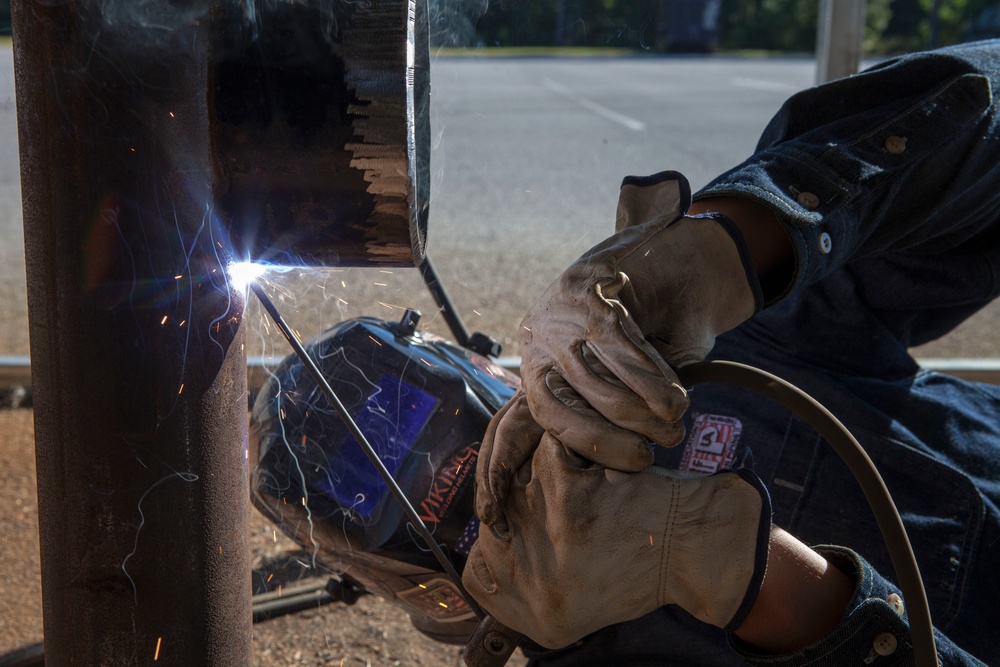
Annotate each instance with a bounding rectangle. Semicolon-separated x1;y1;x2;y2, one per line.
729;547;988;667
694;41;1000;300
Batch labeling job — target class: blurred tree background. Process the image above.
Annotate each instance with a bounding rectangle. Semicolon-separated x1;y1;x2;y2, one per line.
0;0;997;49
0;0;10;37
472;0;1000;53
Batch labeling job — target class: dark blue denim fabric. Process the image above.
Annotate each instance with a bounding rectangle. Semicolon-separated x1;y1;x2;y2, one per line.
689;297;998;666
697;40;1000;310
527;41;1000;667
732;547;983;666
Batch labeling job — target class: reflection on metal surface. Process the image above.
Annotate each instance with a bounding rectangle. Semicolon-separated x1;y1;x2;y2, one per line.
215;0;430;267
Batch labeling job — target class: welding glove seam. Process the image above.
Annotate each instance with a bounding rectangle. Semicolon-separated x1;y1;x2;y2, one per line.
724;467;774;633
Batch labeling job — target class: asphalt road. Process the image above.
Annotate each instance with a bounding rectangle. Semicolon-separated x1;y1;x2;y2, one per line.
2;47;998;361
0;45;26;357
422;55;814;355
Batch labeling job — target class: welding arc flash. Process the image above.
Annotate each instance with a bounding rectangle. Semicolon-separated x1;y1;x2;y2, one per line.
227;261;267;291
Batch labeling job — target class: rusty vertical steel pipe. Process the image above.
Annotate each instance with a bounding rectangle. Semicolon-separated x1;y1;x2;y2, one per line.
13;0;429;661
12;2;251;664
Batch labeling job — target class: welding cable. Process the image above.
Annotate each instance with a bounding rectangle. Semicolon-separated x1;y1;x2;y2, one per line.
677;360;938;667
248;281;487;622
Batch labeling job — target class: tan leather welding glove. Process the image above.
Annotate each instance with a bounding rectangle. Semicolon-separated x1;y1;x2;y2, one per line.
463;398;771;649
518;171;762;472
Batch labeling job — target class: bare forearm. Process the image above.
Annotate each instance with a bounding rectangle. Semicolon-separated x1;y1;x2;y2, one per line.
734;526;854;654
688;196;794;301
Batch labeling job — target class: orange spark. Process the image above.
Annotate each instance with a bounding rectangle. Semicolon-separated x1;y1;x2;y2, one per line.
154;636;162;661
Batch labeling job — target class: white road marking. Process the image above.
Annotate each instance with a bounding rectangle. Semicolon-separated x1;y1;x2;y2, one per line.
730;77;797;92
542;77;646;132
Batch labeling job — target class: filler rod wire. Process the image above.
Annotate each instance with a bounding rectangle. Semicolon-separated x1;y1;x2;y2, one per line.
249;280;486;621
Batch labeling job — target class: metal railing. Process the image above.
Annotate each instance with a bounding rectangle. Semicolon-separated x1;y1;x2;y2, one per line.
4;355;1000;405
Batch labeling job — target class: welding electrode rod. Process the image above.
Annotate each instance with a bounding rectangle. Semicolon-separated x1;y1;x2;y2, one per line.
249;281;485;620
418;257;472;348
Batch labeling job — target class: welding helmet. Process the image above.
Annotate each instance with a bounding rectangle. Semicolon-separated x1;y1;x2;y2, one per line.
249;312;519;643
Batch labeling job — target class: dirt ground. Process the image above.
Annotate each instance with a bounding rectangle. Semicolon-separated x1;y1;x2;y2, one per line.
0;407;528;666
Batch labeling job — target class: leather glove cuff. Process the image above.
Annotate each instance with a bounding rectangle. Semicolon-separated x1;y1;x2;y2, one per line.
687;212;765;316
721;468;772;632
650;465;773;632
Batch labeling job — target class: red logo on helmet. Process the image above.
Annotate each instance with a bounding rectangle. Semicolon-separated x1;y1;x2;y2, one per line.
419;445;478;523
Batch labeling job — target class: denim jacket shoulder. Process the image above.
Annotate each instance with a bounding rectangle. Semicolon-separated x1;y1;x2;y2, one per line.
695;41;1000;299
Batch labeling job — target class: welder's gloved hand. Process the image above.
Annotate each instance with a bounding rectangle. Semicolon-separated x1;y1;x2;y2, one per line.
517;170;762;471
474;391;544;527
463;399;772;649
